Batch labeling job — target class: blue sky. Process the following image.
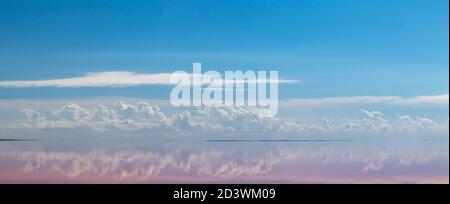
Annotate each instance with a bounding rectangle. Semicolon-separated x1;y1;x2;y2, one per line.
0;1;448;184
0;0;448;99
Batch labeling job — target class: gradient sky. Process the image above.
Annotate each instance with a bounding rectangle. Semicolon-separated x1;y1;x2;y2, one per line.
0;0;448;184
0;0;448;99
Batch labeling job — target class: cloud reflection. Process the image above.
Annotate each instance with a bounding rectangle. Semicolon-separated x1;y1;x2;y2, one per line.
0;144;447;183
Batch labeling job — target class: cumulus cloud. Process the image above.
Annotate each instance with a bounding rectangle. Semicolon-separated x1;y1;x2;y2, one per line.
0;102;448;133
361;109;384;119
397;115;440;131
3;102;288;132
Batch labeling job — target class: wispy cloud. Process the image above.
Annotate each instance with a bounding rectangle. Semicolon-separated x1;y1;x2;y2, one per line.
0;72;173;88
0;71;298;88
281;94;449;106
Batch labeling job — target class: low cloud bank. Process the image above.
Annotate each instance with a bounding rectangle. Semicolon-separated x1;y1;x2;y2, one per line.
1;101;448;133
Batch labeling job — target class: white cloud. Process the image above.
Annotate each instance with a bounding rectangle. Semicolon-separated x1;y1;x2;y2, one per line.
281;94;449;106
53;103;91;121
397;115;440;131
396;94;449;105
0;72;173;88
1;102;448;133
361;109;384;119
0;71;298;88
